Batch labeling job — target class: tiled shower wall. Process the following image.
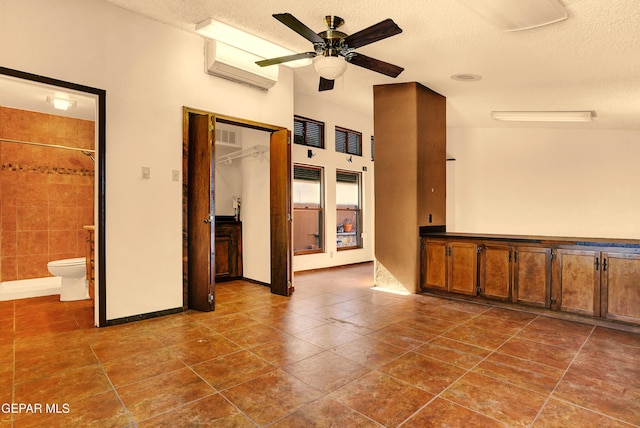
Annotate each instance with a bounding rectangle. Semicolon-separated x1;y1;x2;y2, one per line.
0;107;94;281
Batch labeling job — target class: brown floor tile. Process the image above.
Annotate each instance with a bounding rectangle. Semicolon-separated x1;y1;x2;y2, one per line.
271;396;382;427
441;371;548;426
117;367;215;423
150;322;213;346
473;352;564;394
399;314;457;335
14;344;98;383
220;324;289;348
249;335;324;367
443;323;511;350
138;393;254;428
589;326;640;348
13;389;132;428
332;336;407;369
414;336;491;369
293;324;362;349
553;372;640;425
14;364;112;405
191;349;276;391
15;330;89;358
516;317;593;351
366;323;437;350
496;336;577;370
283;351;369;393
197;312;261;333
380;351;468;394
168;333;242;366
269;313;327;334
90;332;165;362
533;398;635;428
464;314;529;335
102;347;186;387
222;369;323;426
331;371;433;427
402;397;504;428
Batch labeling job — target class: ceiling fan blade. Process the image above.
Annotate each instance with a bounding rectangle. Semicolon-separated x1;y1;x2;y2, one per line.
318;77;335;91
343;19;402;49
256;52;316;67
273;13;324;44
347;53;404;78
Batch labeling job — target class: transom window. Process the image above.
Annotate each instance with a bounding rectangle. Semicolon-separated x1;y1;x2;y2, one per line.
294;116;324;149
335;126;362;156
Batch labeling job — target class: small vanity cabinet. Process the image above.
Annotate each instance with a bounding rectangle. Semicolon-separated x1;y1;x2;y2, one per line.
215;219;243;281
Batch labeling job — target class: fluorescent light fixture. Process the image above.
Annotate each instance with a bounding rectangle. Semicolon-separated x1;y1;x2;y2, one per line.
491;111;595;123
458;0;568;32
46;96;76;111
195;18;311;68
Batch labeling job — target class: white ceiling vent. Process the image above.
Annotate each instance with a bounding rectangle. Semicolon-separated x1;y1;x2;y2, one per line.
215;128;238;146
205;40;278;90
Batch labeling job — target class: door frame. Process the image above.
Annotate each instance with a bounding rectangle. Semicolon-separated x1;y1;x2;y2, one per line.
0;66;107;326
182;107;293;310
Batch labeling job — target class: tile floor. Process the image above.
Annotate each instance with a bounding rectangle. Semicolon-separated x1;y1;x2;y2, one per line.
1;262;639;427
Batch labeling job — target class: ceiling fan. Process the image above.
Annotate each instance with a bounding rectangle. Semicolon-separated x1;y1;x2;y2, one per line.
256;13;404;91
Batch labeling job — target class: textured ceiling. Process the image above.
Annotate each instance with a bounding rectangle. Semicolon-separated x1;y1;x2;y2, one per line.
10;0;640;128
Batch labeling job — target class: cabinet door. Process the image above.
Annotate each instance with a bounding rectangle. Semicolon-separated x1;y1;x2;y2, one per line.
556;248;600;317
214;236;233;278
601;251;640;325
448;242;478;296
421;239;447;291
513;246;551;308
480;244;511;301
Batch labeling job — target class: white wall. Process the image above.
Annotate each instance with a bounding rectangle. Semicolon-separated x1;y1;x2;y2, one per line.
240;128;271;283
0;0;294;320
447;127;640;239
293;92;375;272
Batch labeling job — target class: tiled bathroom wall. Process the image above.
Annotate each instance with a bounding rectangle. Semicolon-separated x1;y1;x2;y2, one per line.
0;107;94;281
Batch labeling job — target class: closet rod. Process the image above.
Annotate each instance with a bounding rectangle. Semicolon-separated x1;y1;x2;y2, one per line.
0;137;95;153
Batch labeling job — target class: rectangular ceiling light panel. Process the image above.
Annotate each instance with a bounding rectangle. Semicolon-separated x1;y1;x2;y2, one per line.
458;0;568;32
490;111;595;122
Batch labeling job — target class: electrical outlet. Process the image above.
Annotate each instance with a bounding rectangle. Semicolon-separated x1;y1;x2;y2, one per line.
142;166;150;179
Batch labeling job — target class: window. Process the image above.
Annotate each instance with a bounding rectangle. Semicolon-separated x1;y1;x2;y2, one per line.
293;165;324;255
335;127;362;156
336;171;362;250
294;116;324;149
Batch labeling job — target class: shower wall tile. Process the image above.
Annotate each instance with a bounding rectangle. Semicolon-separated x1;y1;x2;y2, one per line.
16;207;48;231
17;255;49;279
17;231;48;256
49;230;77;255
0;107;94;282
0;257;17;281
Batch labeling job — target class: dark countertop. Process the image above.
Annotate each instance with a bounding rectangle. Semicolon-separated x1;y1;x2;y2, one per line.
419;227;640;248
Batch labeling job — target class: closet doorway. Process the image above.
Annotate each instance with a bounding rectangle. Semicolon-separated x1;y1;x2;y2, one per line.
182;108;292;311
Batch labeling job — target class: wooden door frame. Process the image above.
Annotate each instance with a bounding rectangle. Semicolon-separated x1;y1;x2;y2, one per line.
0;67;108;326
182;107;292;309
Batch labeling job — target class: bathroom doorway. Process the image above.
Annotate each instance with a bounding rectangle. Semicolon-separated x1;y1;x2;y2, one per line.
182;108;292;311
0;67;107;326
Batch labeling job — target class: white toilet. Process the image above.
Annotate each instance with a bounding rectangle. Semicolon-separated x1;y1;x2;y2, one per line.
47;258;89;301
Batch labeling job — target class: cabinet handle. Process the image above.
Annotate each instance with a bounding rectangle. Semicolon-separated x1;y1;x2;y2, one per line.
602;258;607;271
595;257;599;270
513;251;518;263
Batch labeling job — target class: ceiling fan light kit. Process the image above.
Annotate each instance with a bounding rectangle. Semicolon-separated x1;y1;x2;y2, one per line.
490;111;595;123
255;13;404;91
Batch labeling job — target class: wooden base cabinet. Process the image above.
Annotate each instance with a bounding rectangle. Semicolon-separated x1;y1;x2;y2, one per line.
421;239;477;296
479;243;511;301
513;246;552;309
601;251;640;324
555;248;601;317
214;222;242;281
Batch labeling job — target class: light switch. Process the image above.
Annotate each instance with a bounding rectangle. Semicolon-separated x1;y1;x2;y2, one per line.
171;170;180;181
142;166;150;179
